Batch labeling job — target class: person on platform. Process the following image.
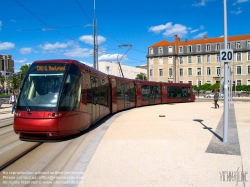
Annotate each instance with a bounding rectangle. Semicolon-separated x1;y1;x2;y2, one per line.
9;91;17;114
214;91;219;109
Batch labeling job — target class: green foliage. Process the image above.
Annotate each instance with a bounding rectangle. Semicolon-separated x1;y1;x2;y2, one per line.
20;64;31;80
193;82;250;92
135;72;147;80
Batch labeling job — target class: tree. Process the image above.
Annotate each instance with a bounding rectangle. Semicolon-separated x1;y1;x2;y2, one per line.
135;73;147;80
20;64;31;80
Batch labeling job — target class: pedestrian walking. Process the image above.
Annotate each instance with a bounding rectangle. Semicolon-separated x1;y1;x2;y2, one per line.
9;91;17;114
214;91;219;109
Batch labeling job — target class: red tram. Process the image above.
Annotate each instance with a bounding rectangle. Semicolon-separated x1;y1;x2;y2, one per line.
14;59;195;141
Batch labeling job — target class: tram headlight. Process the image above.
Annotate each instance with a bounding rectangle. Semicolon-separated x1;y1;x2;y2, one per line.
14;111;21;117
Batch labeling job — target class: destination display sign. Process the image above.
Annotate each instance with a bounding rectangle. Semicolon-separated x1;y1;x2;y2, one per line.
36;65;66;71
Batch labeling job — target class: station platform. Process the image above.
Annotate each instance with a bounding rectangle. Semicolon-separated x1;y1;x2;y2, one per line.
76;99;249;187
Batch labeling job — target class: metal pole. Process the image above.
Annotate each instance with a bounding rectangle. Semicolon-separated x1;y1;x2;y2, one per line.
93;0;98;70
223;0;228;143
220;60;222;94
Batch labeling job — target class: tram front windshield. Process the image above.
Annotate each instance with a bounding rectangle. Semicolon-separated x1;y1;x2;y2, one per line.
17;63;69;111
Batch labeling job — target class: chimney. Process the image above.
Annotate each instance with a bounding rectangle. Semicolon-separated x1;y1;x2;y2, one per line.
204;35;208;40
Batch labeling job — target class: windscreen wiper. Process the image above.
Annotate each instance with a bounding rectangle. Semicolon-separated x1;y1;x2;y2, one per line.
25;100;31;114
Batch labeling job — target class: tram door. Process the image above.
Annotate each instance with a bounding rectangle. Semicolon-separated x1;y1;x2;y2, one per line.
149;86;155;104
182;87;188;102
124;83;130;109
91;77;100;123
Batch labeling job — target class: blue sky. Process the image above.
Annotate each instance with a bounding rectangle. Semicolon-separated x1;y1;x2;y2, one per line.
0;0;249;72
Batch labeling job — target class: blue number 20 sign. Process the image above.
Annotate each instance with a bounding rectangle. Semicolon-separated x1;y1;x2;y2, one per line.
220;49;233;62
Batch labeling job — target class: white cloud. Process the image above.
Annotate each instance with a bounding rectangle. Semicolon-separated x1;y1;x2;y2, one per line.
163;24;191;38
79;35;106;45
190;29;199;33
0;21;2;30
148;22;172;33
20;47;32;54
79;61;93;67
192;0;208;6
191;25;205;34
231;7;242;14
64;47;92;58
193;32;208;39
234;0;249;5
98;54;122;62
149;22;191;38
40;42;67;51
0;42;15;50
15;58;28;63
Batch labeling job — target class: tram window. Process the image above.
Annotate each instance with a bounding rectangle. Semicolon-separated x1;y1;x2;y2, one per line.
155;86;161;99
142;85;150;100
116;82;124;105
168;86;182;98
128;83;135;102
59;65;82;111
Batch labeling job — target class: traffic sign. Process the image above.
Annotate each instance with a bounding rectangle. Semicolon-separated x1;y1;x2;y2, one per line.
220;49;233;62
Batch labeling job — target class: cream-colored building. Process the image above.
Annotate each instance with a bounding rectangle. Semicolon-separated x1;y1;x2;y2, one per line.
147;34;250;86
98;61;147;79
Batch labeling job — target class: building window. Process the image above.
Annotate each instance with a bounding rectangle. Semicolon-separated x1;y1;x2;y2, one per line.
247;41;250;48
158;57;163;65
169;68;173;77
149;48;153;54
188;68;192;76
247;80;250;86
206;44;211;51
150;69;153;76
216;44;220;50
237;66;242;75
217;54;220;62
197;68;201;75
236;41;241;49
180;81;183;83
237;80;241;85
179;68;183;76
207;81;211;84
216;67;221;76
248;65;250;74
179;46;183;53
207;55;210;63
227;43;231;49
188;46;192;52
237;53;241;61
179;57;183;64
197;56;201;63
188;56;192;64
169;46;173;53
248;52;250;61
106;66;110;73
188;81;192;84
197;45;201;52
168;56;173;64
149;58;154;65
159;69;163;76
159;47;163;54
207;67;211;75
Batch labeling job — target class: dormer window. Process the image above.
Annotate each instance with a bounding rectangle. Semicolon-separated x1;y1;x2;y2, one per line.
179;46;183;53
206;44;211;51
236;41;241;49
159;47;163;54
188;46;192;52
168;46;173;53
197;45;201;52
149;48;153;54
